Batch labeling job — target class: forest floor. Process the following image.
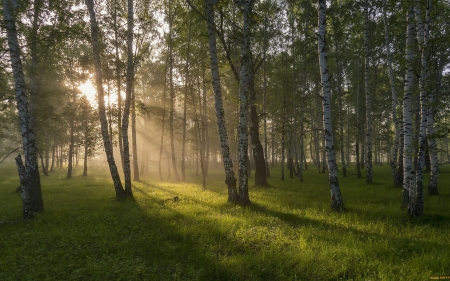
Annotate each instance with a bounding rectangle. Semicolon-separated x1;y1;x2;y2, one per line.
0;162;449;281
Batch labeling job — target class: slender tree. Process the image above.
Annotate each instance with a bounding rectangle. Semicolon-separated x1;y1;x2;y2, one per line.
402;2;416;208
425;0;439;196
383;0;400;187
364;0;373;184
205;0;238;203
86;0;125;197
318;0;345;211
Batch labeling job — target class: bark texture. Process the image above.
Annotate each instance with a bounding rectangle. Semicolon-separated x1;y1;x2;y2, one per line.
4;0;44;214
205;0;238;203
403;4;415;208
318;0;345;211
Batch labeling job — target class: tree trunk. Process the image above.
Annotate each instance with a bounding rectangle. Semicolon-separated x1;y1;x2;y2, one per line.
182;18;192;182
121;0;134;196
168;0;180;181
383;0;400;186
4;0;44;214
86;0;125;197
263;23;270;178
403;3;416;208
205;0;238;203
202;66;210;176
318;0;345;211
15;155;33;219
364;0;373;184
66;113;75;179
113;0;124;166
249;66;269;186
236;0;252;205
132;85;139;182
411;0;429;216
159;56;169;180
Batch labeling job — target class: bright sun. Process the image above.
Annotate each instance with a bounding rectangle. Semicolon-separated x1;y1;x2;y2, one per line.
78;81;119;107
79;81;98;106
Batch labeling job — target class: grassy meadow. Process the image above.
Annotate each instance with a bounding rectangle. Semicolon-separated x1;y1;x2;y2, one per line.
0;161;449;280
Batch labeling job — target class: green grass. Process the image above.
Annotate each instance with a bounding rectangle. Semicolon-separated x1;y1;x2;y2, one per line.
1;162;449;280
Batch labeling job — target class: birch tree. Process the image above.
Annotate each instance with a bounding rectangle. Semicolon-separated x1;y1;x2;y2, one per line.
402;2;416;208
364;0;373;184
410;0;433;215
120;0;134;196
318;0;345;211
86;0;125;198
3;0;43;217
235;0;253;205
205;0;238;203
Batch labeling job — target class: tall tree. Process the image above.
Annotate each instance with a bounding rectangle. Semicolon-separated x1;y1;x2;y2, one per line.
236;0;252;205
364;0;373;184
402;2;416;208
121;0;134;196
383;0;400;187
86;0;125;198
205;0;238;203
3;0;43;217
168;0;181;181
318;0;345;211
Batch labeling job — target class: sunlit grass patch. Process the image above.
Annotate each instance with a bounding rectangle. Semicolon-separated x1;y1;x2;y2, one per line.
1;162;449;280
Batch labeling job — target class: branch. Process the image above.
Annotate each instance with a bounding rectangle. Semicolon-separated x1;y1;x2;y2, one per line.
0;147;22;164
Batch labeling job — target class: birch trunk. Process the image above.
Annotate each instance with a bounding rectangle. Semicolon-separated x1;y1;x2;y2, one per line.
364;0;373;184
121;0;134;196
249;66;268;186
113;0;124;166
205;0;238;203
4;0;44;215
131;85;139;182
318;0;345;211
403;3;416;208
86;0;125;197
411;0;429;215
236;0;252;205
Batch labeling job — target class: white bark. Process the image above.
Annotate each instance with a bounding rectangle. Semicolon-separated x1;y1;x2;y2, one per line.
236;0;252;205
121;0;134;196
4;0;44;215
403;4;415;208
411;0;430;215
205;0;238;202
318;0;344;211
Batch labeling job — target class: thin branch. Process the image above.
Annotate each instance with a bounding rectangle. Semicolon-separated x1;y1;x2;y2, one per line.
0;147;23;164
